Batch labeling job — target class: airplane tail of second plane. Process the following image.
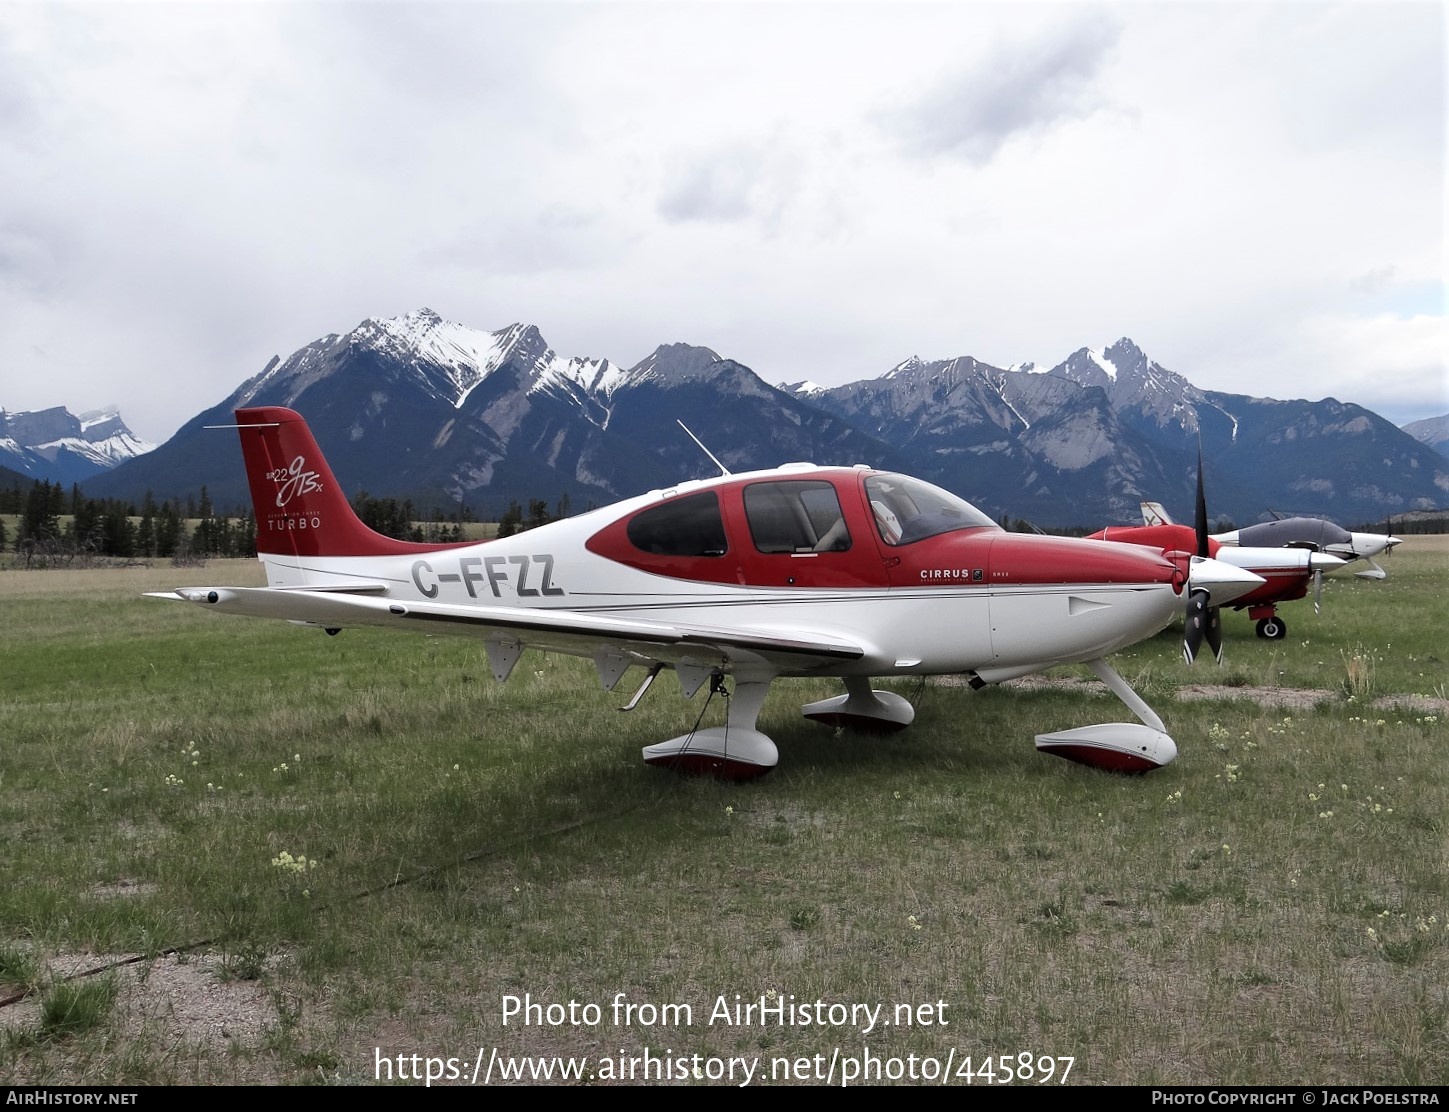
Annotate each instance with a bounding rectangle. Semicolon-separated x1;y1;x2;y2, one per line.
234;406;467;558
1140;501;1174;527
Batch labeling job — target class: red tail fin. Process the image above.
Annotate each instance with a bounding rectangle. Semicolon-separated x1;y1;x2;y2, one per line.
236;407;464;557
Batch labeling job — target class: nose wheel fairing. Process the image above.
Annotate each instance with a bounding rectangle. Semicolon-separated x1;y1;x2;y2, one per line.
1030;659;1178;773
1032;722;1178;774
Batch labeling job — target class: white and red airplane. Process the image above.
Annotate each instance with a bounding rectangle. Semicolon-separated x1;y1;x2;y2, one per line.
1141;502;1404;582
149;407;1265;778
1116;503;1348;640
1089;519;1341;642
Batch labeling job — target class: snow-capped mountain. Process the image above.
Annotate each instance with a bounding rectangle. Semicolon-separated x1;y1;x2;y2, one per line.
791;345;1181;522
89;310;1448;526
782;336;1447;525
0;405;155;485
1048;338;1237;443
92;310;898;514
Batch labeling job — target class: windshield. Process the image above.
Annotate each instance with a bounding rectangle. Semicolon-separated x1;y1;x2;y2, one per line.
865;473;997;546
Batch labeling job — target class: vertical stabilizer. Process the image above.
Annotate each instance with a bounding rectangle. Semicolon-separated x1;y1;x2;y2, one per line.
1140;501;1174;527
234;406;464;558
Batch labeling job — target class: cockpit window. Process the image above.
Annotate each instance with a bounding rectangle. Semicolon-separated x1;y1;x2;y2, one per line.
744;480;851;553
865;474;995;546
626;491;727;557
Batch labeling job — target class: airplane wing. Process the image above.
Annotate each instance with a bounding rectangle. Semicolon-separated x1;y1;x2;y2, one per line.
147;585;866;677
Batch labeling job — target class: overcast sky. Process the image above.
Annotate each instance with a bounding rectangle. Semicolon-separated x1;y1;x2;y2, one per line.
1;1;1444;444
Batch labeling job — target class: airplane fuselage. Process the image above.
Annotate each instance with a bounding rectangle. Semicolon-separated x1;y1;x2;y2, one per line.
258;464;1189;679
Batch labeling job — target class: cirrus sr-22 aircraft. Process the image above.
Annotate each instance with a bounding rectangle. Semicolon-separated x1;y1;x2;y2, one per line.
1100;503;1351;641
1141;502;1403;582
149;407;1265;778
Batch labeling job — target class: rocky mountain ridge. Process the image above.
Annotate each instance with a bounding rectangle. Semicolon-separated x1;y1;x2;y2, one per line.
49;310;1449;527
0;405;154;486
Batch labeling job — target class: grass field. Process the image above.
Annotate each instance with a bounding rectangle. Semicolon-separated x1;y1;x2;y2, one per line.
0;540;1445;1086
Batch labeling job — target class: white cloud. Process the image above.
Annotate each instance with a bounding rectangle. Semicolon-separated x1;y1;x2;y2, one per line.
1295;312;1449;421
0;1;1442;442
884;15;1122;164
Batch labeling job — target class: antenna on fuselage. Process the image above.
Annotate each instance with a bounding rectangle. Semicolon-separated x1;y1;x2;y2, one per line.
677;420;732;477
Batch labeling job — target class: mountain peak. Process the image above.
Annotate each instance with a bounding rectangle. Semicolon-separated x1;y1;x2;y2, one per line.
367;307;455;347
353;313;557;409
496;322;549;354
1055;340;1161;389
629;343;724;379
1057;346;1121;383
76;407;138;442
1105;336;1145;360
78;405;122;425
1103;337;1151;378
381;307;443;334
778;379;828;397
0;403;153;482
1;405;83;444
885;356;925;378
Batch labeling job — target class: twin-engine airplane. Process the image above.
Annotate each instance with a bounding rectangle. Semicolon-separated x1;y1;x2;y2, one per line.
1141;503;1403;582
1092;504;1346;641
149;407;1266;777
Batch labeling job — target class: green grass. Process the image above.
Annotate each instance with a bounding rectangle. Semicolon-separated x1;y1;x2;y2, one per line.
0;943;40;990
0;545;1445;1085
36;979;120;1040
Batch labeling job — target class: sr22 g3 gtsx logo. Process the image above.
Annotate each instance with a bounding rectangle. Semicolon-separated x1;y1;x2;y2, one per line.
265;457;323;508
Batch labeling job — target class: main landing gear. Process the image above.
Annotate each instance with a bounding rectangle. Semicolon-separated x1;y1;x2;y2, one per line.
1249;605;1287;640
639;673;914;780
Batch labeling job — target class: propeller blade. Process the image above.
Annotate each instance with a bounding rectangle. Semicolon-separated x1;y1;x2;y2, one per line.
1183;589;1208;665
1194;443;1209;559
1204;604;1224;664
1313;569;1323;614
